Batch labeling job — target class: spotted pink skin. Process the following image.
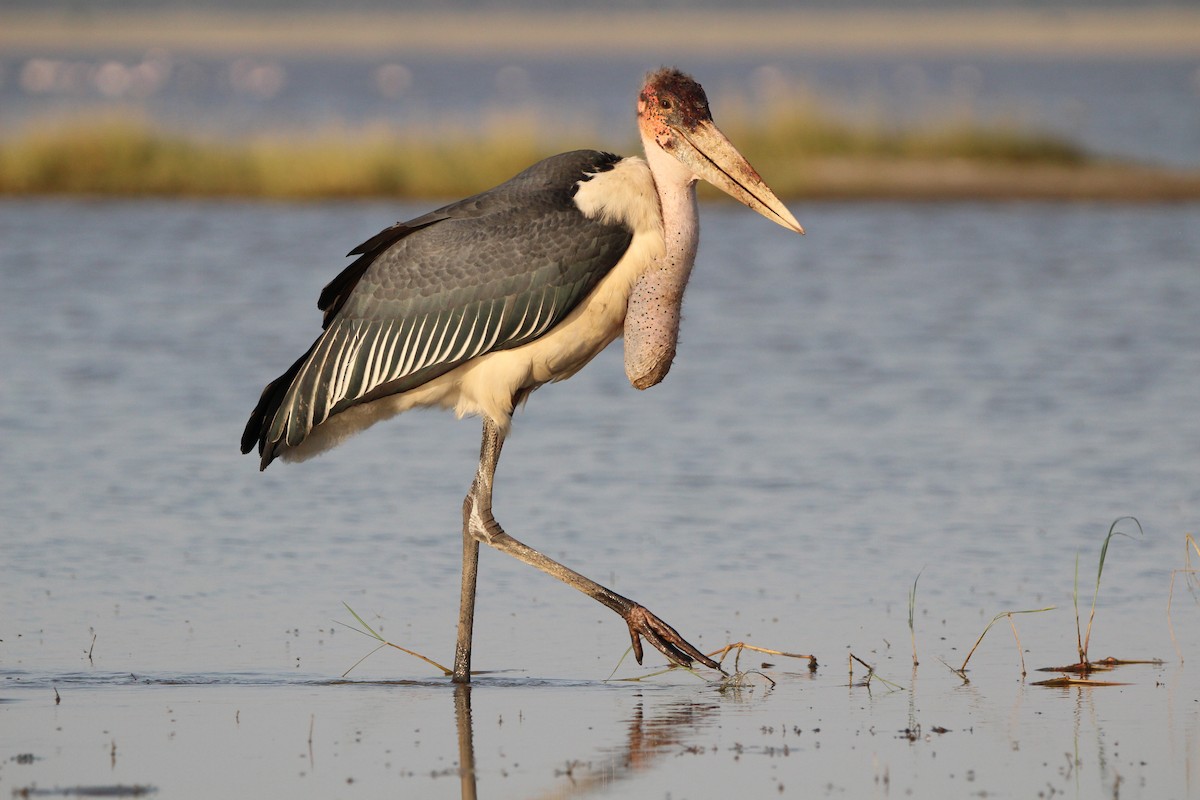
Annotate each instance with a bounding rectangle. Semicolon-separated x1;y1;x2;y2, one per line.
623;70;708;390
624;244;694;390
635;68;710;147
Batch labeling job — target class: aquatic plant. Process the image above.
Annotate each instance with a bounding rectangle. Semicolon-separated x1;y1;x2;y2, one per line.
951;606;1055;680
1074;516;1142;666
848;653;904;691
1167;533;1200;661
908;568;922;667
338;601;452;677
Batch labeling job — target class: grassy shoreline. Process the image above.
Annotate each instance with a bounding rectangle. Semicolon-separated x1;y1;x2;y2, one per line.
3;112;1198;202
6;8;1198;201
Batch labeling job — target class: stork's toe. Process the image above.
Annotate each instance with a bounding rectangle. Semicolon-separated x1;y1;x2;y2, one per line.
623;604;724;673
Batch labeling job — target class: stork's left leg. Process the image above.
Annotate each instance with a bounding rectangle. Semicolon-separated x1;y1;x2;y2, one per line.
458;418;723;677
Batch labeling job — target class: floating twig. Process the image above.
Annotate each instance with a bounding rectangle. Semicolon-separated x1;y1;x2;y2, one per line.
337;602;452;677
1031;675;1128;687
708;642;817;673
848;653;904;691
1036;656;1163;674
608;641;815;683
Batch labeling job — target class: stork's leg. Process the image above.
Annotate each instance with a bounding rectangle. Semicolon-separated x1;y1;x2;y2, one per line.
452;524;480;682
457;418;723;677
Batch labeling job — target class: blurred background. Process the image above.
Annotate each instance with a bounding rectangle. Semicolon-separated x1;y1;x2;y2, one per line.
3;6;1199;797
2;0;1198;197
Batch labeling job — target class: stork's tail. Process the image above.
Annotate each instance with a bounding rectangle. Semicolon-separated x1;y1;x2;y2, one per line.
240;344;314;470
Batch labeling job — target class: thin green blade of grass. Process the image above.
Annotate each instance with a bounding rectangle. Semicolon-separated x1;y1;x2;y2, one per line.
1079;516;1143;663
341;643;389;679
908;568;924;667
1074;552;1083;664
338;602;452;676
342;601;385;642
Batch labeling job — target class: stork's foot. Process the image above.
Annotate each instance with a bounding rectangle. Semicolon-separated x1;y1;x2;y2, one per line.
623;604;724;673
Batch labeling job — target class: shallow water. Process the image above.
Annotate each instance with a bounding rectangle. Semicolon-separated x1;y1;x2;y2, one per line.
2;197;1199;798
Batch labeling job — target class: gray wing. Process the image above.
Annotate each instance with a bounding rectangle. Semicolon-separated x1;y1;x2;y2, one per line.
242;150;633;467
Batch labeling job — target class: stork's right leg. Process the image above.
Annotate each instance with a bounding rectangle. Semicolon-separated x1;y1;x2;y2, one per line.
452;524;480;683
458;419;722;677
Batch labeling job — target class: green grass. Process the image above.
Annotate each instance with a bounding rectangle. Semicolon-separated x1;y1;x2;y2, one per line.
1075;516;1143;666
0;104;1108;200
908;568;922;666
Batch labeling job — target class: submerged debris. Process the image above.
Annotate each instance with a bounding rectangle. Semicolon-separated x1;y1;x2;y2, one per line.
1032;656;1162;686
709;642;817;674
1031;675;1128;687
13;785;157;798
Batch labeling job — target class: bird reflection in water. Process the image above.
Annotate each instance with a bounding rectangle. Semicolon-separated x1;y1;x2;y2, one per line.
451;684;720;799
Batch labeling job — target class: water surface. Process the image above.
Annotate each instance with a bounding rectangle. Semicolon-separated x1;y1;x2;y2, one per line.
1;197;1198;798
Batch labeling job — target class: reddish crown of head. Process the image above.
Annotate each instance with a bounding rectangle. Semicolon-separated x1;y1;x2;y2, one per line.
637;68;713;134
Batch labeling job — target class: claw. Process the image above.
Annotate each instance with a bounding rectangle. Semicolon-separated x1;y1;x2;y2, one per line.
624;604;724;673
627;624;645;664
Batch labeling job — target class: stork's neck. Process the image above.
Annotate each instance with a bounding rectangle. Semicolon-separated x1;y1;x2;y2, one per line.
621;141;701;390
644;141;700;274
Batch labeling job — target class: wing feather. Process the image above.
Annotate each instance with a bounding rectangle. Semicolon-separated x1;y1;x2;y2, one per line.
243;150;635;468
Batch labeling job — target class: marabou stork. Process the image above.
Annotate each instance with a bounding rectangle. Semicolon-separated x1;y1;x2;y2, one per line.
242;67;803;681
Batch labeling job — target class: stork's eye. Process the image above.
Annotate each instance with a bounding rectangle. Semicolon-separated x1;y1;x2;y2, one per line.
660;98;673;110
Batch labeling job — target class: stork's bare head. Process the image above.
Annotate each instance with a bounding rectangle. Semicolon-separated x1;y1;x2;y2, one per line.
637;68;803;234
